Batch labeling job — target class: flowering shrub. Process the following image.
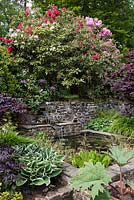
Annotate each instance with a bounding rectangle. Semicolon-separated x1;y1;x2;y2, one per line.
0;5;121;100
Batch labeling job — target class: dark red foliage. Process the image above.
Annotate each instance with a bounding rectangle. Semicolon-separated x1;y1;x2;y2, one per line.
0;145;21;189
0;94;27;120
111;50;134;115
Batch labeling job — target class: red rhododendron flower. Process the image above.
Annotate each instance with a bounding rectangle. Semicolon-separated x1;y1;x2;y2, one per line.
51;13;56;19
5;39;12;43
7;46;13;53
17;23;23;30
47;10;52;17
53;9;60;15
25;26;33;35
0;37;5;41
25;6;30;15
25;11;30;15
51;5;58;10
92;54;100;59
0;37;12;43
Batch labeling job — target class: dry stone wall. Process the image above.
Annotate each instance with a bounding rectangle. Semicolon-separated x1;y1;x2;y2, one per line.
19;101;119;136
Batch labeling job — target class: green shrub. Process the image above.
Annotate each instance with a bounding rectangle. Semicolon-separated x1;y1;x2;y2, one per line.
71;150;111;168
0;123;34;146
14;144;64;186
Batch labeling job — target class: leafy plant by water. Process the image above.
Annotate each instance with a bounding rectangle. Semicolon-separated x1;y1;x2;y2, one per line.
15;144;64;187
71;150;111;168
85;110;134;136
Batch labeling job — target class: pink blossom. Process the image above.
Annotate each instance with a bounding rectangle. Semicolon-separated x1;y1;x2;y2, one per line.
92;54;100;60
62;7;67;12
17;23;23;30
47;10;52;17
99;28;112;37
7;46;13;53
94;18;102;27
53;9;60;15
85;17;94;26
51;13;56;19
51;5;58;10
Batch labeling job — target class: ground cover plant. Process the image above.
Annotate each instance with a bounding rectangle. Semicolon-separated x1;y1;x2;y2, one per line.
71;150;111;168
71;146;134;200
85;110;134;136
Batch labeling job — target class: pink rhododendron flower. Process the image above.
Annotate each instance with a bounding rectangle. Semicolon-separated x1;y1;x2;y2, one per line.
99;28;112;37
86;17;94;26
51;5;58;10
51;13;56;19
62;7;67;12
94;18;102;27
53;9;60;15
7;46;13;53
92;54;100;59
17;23;23;30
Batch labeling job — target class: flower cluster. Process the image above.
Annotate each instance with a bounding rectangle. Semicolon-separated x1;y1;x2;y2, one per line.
0;5;121;102
86;17;102;28
47;5;60;19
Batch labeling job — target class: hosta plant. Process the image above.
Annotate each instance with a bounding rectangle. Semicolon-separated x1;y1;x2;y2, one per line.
15;144;64;186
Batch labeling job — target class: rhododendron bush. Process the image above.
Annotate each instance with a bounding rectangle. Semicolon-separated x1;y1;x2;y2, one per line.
0;5;121;102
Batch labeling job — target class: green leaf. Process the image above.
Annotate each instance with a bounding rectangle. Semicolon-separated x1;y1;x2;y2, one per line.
16;178;27;186
94;190;111;200
109;146;134;166
71;162;111;200
31;177;50;186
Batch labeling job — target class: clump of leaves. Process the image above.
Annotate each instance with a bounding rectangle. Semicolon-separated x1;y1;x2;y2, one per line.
85;110;134;136
0;145;21;190
0;183;23;200
15;144;64;187
0;123;35;146
71;150;111;168
71;162;111;200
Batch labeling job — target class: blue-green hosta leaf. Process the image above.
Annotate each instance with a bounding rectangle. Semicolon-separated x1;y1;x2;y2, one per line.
109;146;134;166
71;162;111;200
31;177;50;186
